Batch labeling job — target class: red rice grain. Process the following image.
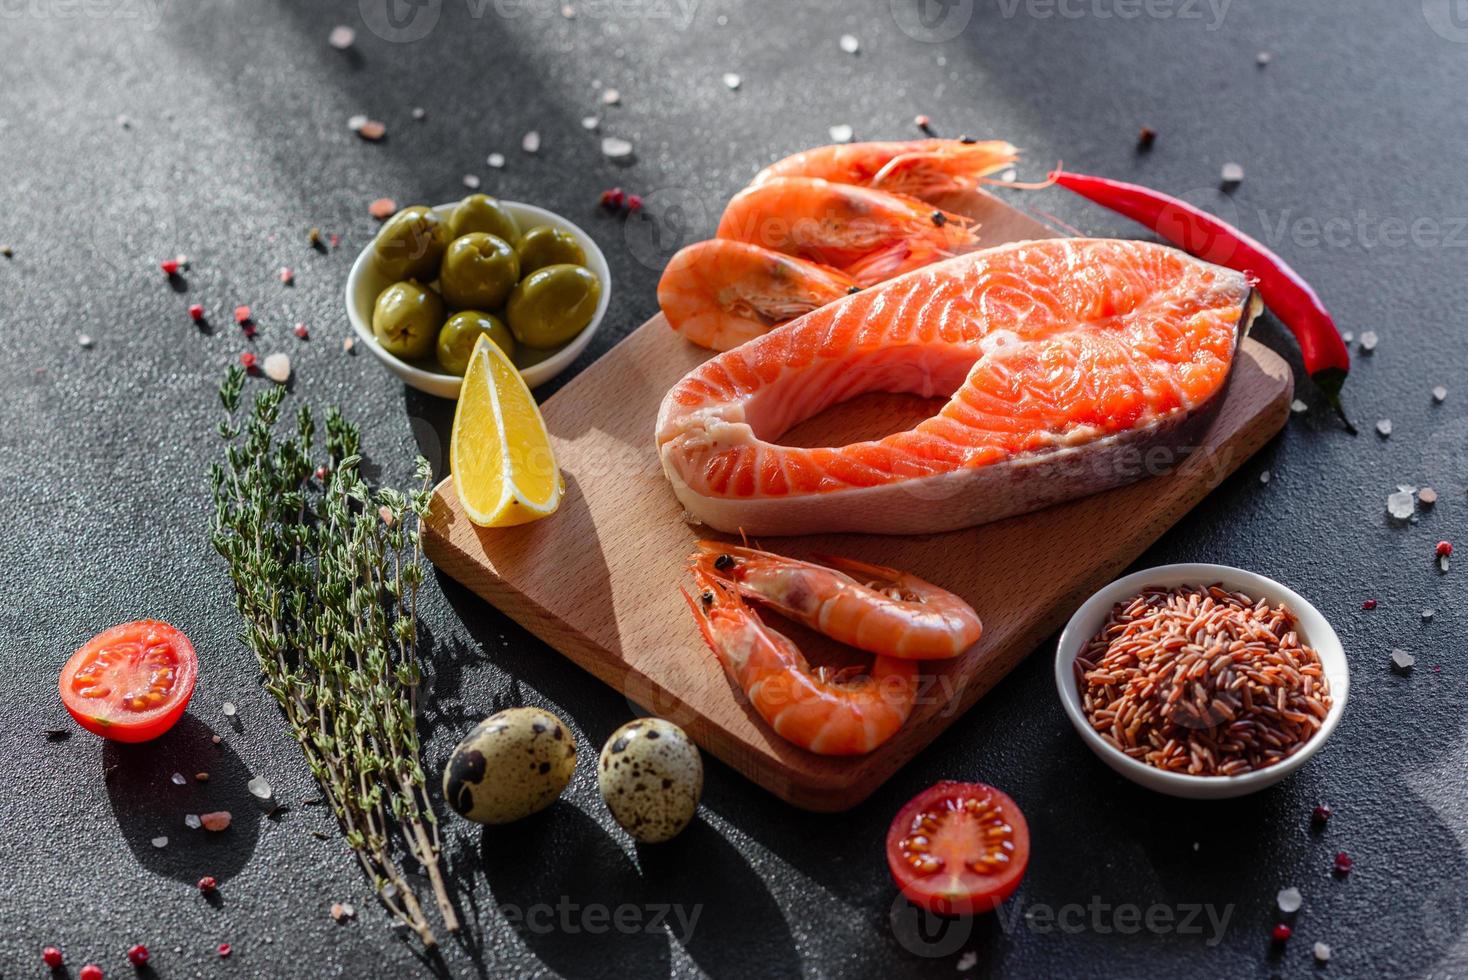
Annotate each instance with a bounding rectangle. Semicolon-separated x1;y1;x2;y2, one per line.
1074;584;1331;776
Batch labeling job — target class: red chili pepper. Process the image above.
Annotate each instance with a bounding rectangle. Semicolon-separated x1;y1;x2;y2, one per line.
1049;169;1355;432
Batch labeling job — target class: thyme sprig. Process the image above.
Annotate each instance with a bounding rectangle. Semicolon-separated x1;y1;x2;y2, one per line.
209;367;457;946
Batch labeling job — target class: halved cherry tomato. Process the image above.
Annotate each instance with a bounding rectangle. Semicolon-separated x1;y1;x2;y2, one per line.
59;620;198;742
886;781;1030;916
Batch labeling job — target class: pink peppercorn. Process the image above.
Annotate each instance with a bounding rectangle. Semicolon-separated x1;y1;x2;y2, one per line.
218;943;232;958
1361;598;1378;610
240;352;257;370
293;323;309;339
160;259;180;275
1437;541;1453;558
1272;923;1292;942
280;266;294;284
198;875;218;893
600;187;624;209
625;194;643;212
1335;851;1353;873
127;944;149;966
79;966;103;980
188;303;204;321
1312;803;1332;825
42;946;63;968
234;305;252;324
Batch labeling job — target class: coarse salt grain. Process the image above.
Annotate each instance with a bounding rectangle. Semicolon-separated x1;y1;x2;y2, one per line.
328;25;355;49
1423;609;1436;622
185;814;202;829
601;88;620;105
1360;330;1379;352
581;116;599;130
723;73;741;90
1376;419;1392;437
248;776;273;800
1314;942;1331;963
151;836;168;848
839;33;860;53
601;136;634;159
411;107;426;120
487;153;505;168
1433;385;1448;403
221;701;237;717
1290;399;1308;414
521;131;540;153
78;334;93;348
1260;470;1271;484
1257;51;1272;65
956;951;977;971
829;124;854;143
201;811;232;832
463;174;481;189
1220;162;1244;186
171;772;186;786
1391;649;1415;672
347;114;368;132
1387;488;1415;520
263;353;291;384
1277;887;1302;914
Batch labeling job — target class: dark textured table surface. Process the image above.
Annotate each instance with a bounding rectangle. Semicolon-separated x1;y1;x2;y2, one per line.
4;1;1467;977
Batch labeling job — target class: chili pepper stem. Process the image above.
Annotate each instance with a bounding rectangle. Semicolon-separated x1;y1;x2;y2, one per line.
1312;367;1357;435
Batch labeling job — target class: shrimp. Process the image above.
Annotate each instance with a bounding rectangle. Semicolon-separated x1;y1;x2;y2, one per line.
751;138;1020;202
657;239;860;351
715;177;980;287
691;543;983;660
682;568;917;755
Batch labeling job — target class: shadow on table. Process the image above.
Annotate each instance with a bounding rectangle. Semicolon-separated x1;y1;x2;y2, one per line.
478;802;670;979
104;714;264;886
636;818;799;979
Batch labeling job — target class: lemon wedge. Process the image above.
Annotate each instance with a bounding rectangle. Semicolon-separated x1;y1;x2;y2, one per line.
451;336;562;526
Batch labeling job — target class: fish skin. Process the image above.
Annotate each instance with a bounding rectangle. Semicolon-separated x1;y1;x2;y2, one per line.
656;238;1258;537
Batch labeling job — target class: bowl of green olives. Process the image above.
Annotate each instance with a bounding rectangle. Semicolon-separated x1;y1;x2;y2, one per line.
345;195;611;397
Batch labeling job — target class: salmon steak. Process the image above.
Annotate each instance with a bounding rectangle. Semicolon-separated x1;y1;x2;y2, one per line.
655;238;1260;536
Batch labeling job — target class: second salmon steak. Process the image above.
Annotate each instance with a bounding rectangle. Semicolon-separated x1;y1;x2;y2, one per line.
655;238;1259;536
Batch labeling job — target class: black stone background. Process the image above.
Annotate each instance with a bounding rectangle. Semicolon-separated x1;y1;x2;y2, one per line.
2;1;1466;977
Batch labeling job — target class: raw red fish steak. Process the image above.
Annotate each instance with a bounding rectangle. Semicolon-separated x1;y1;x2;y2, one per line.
655;238;1260;536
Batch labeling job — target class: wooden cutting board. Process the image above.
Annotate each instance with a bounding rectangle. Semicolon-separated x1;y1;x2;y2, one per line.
422;191;1294;812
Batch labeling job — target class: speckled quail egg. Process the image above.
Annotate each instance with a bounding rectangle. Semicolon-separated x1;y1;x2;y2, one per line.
443;707;577;825
597;718;702;843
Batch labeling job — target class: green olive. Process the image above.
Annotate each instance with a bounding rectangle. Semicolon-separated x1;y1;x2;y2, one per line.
372;281;444;361
436;311;515;375
449;194;520;245
372;206;451;283
506;264;602;349
439;233;519;310
516;225;587;276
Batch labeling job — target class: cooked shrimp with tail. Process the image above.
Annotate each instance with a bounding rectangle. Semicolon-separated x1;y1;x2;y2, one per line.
683;568;917;756
715;177;979;287
751;138;1020;202
658;240;860;351
690;542;983;660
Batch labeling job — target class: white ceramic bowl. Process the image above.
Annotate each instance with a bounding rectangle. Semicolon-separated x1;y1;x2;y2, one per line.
345;200;611;397
1055;563;1349;799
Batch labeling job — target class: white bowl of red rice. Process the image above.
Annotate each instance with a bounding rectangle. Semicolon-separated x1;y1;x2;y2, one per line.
1055;564;1349;799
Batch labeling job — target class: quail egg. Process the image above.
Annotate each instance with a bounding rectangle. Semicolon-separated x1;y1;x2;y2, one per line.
597;718;702;843
443;707;577;825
